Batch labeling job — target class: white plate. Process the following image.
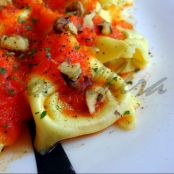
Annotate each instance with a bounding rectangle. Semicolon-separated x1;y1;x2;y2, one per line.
1;0;174;173
0;127;37;173
63;0;174;173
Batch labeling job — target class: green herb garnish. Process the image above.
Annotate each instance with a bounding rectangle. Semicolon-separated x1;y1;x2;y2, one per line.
106;81;113;86
74;45;80;50
18;53;25;59
126;81;133;85
45;47;51;52
3;36;8;41
45;48;51;59
13;64;18;69
31;17;38;23
46;52;51;59
24;25;32;31
13;76;17;81
28;48;37;57
93;68;98;73
0;67;7;75
123;110;130;115
8;89;15;96
56;105;62;111
40;111;47;119
112;77;117;81
2;125;8;129
18;17;26;24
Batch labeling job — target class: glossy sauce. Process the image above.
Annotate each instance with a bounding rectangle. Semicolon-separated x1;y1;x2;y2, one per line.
0;0;131;147
32;33;92;115
0;1;58;147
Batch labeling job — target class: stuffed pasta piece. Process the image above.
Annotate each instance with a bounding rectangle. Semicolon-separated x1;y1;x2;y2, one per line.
27;33;139;154
45;0;149;78
25;0;147;154
0;0;149;154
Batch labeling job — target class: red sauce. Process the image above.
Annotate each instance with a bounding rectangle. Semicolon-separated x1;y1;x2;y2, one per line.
32;33;92;115
92;15;125;40
116;21;133;30
0;0;132;147
43;0;67;12
77;28;97;46
0;1;58;147
0;50;31;146
85;0;98;12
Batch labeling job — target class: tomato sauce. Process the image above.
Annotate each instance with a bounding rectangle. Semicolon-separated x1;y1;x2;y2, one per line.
31;33;92;115
43;0;67;12
0;50;31;146
0;1;59;147
0;0;132;148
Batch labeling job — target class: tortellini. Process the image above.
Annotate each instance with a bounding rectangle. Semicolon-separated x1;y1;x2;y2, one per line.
25;0;148;154
0;0;149;155
27;58;138;153
83;0;149;75
95;29;149;75
95;36;128;63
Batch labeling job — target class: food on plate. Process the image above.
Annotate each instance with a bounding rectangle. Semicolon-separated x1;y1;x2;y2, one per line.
0;0;149;154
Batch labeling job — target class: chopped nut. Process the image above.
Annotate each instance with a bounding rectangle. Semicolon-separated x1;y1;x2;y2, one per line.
0;35;29;52
54;17;77;35
86;86;107;114
54;17;70;33
58;62;81;81
83;12;95;29
66;1;85;16
67;22;78;35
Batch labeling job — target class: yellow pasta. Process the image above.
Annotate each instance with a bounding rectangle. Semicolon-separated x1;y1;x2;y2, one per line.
27;58;138;153
95;36;128;64
94;29;149;75
25;0;149;153
0;0;149;154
